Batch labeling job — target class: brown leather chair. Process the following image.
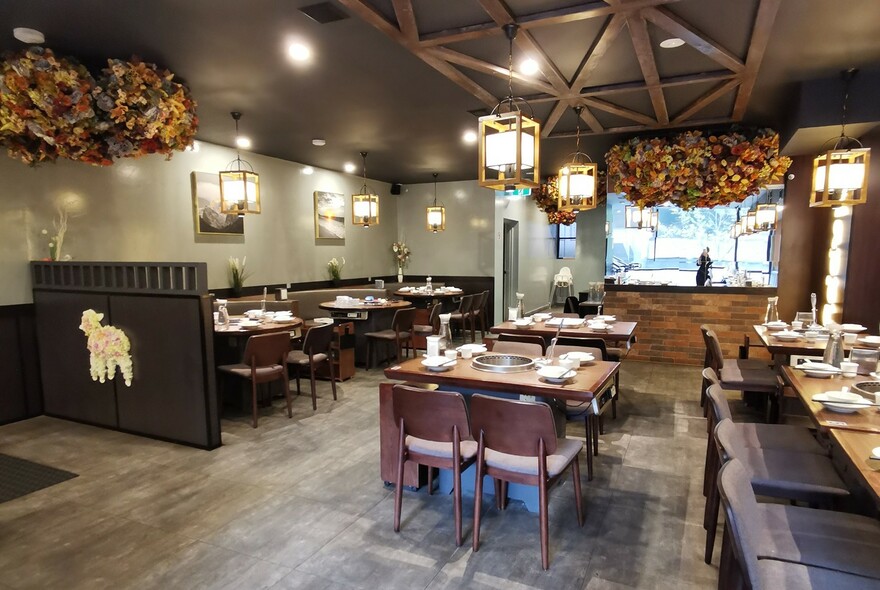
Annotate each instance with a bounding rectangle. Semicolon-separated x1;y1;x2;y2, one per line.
491;341;543;357
287;322;338;411
365;307;416;370
218;332;291;428
392;384;477;547
411;303;441;352
470;394;584;570
497;332;547;354
449;294;476;343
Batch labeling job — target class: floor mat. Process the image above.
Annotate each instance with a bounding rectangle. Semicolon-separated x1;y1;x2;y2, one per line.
0;454;78;504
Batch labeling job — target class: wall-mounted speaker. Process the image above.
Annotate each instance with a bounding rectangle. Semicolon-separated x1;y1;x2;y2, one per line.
390;183;402;195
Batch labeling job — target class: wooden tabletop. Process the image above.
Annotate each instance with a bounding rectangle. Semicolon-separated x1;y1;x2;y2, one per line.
829;429;880;504
319;299;412;311
393;289;461;298
782;365;880;434
490;318;637;344
383;355;618;403
753;325;874;356
214;316;303;336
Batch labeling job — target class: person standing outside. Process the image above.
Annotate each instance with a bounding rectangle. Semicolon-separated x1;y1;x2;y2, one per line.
696;247;712;286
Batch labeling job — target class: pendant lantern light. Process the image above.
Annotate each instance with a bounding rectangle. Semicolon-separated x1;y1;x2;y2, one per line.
811;69;871;207
426;172;445;233
754;189;779;231
352;151;379;227
745;208;757;234
557;106;597;212
219;112;261;215
624;206;658;230
478;24;541;191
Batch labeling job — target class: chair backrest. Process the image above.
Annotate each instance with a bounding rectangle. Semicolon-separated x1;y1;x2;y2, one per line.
701;325;725;370
497;332;547;353
717;459;766;590
392;307;417;332
457;294;474;313
558;266;572;279
713;418;747;464
427;303;441;333
392;384;471;442
492;341;543;357
242;332;291;367
471;394;557;456
473;290;489;314
563;296;580;314
552;344;604;361
302;322;334;355
554;336;608;360
706;384;734;422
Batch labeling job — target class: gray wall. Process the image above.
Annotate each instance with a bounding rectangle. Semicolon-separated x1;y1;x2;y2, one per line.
0;141;399;305
394;179;494;278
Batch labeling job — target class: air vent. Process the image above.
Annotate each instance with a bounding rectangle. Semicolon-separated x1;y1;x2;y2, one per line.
468;108;491;118
299;2;349;24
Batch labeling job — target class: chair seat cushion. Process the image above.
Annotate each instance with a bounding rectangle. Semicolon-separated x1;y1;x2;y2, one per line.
737;423;826;455
287;350;328;365
364;329;411;340
484;438;582;477
738;448;850;500
405;436;478;460
218;363;284;378
724;358;772;371
760;504;880;542
758;559;880;589
720;364;778;390
412;325;434;335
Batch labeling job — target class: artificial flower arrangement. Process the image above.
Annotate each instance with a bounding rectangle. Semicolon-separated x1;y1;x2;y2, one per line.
0;46;197;166
605;128;791;209
327;257;345;281
228;256;251;290
530;170;608;226
80;309;133;387
392;241;411;269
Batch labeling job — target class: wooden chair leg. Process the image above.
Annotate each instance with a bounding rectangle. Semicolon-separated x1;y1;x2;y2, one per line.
572;456;584;527
612;372;620;419
539;479;549;570
365;340;373;371
704;467;721;564
592;415;599;456
283;366;292;419
584;416;593;481
473;457;484;553
308;359;318;411
500;481;508;510
493;478;502;509
294;368;301;396
394;423;406;533
251;378;259;428
328;355;338;400
427;467;434;495
453;459;462;547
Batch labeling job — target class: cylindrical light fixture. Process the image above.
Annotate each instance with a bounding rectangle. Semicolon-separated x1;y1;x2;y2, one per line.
426;172;446;233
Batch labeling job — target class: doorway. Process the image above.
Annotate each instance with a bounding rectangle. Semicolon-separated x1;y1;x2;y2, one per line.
502;219;519;314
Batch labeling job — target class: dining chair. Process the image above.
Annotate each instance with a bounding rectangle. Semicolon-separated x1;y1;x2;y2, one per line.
549;267;574;305
555;336;620;420
449;294;475;343
365;307;416;370
496;332;547;354
392;384;477;547
217;332;291;428
412;303;441;353
704;418;850;564
472;290;490;338
718;459;880;589
287;322;337;411
563;296;580;315
470;394;583;570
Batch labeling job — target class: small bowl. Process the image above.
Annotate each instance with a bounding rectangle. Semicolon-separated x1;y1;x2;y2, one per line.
513;319;533;328
825;390;864;403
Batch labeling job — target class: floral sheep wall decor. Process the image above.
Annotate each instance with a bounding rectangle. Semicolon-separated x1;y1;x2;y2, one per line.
79;309;133;387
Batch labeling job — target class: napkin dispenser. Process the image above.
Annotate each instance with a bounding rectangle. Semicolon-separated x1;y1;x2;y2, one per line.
375;279;384;289
426;335;441;357
275;288;287;301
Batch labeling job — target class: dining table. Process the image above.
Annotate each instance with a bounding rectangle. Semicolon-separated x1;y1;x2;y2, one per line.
781;364;880;434
393;287;462;309
753;325;875;358
319;298;412;364
380;355;619;509
829;429;880;504
490;316;637;346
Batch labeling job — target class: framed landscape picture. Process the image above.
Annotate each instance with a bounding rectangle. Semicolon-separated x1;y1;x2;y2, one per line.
191;171;244;235
314;191;345;239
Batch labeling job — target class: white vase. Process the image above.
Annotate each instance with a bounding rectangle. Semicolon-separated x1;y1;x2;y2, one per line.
397;270;403;283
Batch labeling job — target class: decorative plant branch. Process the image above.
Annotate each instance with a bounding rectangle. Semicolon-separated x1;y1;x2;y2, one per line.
228;256;251;290
327;257;345;281
392;241;411;270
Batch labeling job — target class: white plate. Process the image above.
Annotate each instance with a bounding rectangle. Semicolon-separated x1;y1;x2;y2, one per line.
773;331;802;341
812;392;871;413
559;351;595;365
873;447;880;460
841;324;868;333
859;336;880;346
799;361;841;378
513;320;534;328
586;323;611;332
546;318;584;327
458;344;487;353
532;313;552;321
763;321;788;331
421;356;456;372
238;320;261;328
594;315;616;322
537;366;576;383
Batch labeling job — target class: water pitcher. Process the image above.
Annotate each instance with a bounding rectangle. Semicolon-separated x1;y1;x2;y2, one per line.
217;299;230;327
822;331;845;368
764;296;779;324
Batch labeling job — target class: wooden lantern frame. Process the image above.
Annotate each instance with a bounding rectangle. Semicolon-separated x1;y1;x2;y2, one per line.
811;147;870;207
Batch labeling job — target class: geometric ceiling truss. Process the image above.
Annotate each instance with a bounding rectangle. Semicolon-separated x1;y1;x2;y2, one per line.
340;0;781;139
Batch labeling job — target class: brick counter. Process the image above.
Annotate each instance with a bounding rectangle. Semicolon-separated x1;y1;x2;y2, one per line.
604;285;777;365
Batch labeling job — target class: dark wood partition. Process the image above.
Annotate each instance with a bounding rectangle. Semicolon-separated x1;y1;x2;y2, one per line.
0;304;42;425
31;261;220;449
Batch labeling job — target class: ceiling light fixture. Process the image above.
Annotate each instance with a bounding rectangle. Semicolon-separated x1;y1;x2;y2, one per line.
287;42;312;62
302;166;314;175
557;106;597;213
343;162;356;173
351;151;379;227
811;69;870;207
312;138;326;146
462;130;477;144
13;27;44;44
659;37;685;49
219;112;261;215
519;58;539;76
235;136;252;149
478;24;541;191
624;206;657;231
426;172;446;233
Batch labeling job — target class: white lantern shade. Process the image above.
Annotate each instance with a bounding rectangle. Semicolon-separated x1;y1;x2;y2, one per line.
426;206;445;232
478;111;541;190
755;203;777;230
813;162;865;191
485;130;535;171
811;147;870;207
219;170;261;214
557;161;597;212
352;193;379;226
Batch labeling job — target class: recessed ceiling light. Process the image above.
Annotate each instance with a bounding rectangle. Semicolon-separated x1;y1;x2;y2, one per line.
287;42;312;62
519;58;539;76
462;130;477;144
312;138;326;147
236;136;252;149
302;166;314;175
13;27;44;44
343;162;356;173
659;37;685;49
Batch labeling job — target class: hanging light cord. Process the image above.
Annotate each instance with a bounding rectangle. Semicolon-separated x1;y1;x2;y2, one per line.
432;173;439;206
507;28;514;101
834;68;862;150
361;151;369;192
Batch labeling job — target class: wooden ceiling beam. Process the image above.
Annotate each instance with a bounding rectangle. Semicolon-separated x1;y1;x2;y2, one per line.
419;54;499;108
671;78;739;124
542;101;570;137
429;47;557;95
627;12;669;125
391;0;419;45
574;102;605;133
732;0;782;120
337;0;407;44
582;96;656;126
569;14;627;93
548;116;733;139
644;6;744;73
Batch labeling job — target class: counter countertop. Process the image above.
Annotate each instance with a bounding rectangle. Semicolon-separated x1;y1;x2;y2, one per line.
605;284;776;295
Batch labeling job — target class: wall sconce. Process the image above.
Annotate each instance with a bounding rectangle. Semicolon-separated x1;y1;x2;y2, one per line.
219;112;261;215
352;151;379;227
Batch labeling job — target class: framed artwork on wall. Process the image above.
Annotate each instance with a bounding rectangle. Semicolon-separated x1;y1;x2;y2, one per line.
314;191;345;239
191;171;244;235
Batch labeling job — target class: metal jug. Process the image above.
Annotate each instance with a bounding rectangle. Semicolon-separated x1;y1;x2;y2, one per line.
822;331;845;368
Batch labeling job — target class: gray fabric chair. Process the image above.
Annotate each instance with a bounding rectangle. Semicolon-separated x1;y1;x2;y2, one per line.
718;459;880;589
704;418;850;563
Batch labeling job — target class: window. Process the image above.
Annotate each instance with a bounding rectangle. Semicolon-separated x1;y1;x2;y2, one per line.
555;222;577;259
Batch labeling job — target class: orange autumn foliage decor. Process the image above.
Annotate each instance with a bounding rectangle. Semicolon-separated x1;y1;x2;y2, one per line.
605;129;791;209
